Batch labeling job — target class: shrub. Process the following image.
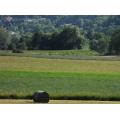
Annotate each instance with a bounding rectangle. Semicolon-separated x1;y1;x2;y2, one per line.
33;91;49;103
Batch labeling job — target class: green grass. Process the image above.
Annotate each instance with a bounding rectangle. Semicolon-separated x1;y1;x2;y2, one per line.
0;71;120;100
0;55;120;101
0;50;120;61
25;49;98;56
0;50;98;57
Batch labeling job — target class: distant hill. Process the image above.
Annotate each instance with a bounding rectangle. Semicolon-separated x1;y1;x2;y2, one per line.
0;15;120;36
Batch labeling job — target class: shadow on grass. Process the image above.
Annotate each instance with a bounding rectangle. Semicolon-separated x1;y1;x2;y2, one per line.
0;95;120;101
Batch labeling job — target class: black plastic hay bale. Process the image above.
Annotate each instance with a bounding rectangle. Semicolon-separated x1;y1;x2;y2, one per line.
33;91;49;103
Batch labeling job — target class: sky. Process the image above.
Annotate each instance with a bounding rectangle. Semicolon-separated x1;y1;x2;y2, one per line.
0;0;120;15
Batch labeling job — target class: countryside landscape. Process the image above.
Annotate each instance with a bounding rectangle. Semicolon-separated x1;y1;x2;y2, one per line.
0;15;120;103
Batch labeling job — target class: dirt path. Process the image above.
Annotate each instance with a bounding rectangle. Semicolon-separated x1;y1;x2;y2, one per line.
0;99;120;104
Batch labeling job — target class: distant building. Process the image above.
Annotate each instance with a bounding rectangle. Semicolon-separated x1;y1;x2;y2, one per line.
10;31;16;35
4;16;13;22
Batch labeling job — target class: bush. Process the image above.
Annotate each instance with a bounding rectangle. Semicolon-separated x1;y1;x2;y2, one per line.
33;91;49;103
12;49;24;53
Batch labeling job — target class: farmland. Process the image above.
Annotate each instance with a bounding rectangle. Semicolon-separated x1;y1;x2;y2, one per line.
0;53;120;102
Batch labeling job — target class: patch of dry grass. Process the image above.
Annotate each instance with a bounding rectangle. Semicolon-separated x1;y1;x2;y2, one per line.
0;56;120;74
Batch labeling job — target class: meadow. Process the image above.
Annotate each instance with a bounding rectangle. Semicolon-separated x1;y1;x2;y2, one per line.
0;49;98;57
0;53;120;101
0;50;120;60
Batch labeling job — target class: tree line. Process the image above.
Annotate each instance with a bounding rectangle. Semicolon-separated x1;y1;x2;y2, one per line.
0;25;120;55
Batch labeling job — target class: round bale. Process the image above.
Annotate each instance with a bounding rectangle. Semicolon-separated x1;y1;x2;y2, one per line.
33;91;49;103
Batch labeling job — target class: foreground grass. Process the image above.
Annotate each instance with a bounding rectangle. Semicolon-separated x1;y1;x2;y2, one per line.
0;71;120;100
0;56;120;101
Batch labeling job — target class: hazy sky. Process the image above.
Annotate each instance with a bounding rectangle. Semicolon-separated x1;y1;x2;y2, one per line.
0;0;119;15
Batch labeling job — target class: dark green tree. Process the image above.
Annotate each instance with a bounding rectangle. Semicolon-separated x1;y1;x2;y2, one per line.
90;32;110;54
22;33;33;50
57;25;84;50
18;35;27;50
31;25;84;50
109;28;120;55
31;32;43;50
11;34;26;53
0;28;10;50
11;34;20;52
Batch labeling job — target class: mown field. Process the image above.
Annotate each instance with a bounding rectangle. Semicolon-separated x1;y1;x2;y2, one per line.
0;54;120;101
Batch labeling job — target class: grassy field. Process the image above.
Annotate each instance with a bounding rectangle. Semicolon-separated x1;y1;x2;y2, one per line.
0;55;120;102
0;49;98;57
0;50;120;61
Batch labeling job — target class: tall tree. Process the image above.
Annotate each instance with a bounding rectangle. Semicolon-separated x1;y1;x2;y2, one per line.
109;28;120;55
57;25;84;50
31;25;85;50
90;32;110;54
32;32;43;50
0;28;10;50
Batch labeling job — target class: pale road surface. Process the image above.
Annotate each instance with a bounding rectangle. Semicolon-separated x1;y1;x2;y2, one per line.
0;99;120;104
